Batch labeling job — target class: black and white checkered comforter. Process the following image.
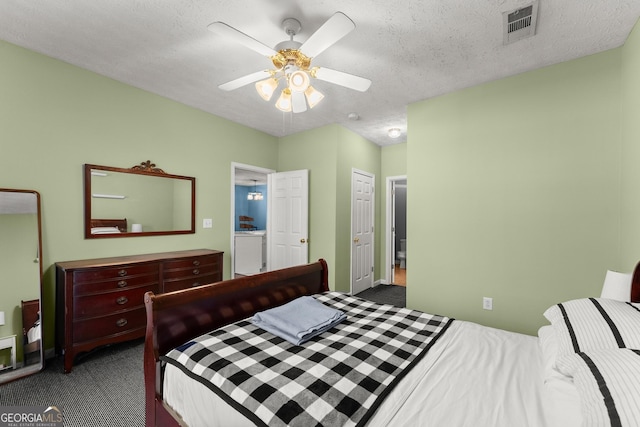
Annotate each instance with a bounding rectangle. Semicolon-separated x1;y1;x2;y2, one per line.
162;292;453;427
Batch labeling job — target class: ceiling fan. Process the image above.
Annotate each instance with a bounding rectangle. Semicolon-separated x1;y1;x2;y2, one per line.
208;12;371;113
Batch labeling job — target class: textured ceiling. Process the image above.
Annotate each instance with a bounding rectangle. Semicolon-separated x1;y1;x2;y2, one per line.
0;1;639;146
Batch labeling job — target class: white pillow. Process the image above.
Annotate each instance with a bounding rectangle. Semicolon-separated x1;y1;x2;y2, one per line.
537;325;571;383
91;226;122;234
557;349;640;427
543;298;640;373
600;270;632;302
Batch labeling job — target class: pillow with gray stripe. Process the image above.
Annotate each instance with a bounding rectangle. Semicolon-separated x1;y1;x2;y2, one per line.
543;298;640;374
557;349;640;427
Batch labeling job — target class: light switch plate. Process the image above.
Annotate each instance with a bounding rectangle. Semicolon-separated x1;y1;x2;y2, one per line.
203;218;213;229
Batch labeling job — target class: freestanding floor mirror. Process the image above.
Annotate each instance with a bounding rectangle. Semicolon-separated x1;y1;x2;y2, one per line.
0;189;44;383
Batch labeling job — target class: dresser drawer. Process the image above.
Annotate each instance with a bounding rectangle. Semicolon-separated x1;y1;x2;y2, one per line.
73;274;158;296
163;274;220;293
73;284;158;318
73;308;146;343
163;254;220;270
73;263;158;284
162;263;221;281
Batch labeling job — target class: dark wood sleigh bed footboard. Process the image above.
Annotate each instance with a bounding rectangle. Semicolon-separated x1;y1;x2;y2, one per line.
143;259;329;427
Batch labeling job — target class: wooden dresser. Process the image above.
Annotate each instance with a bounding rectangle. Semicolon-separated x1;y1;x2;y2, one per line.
55;249;223;373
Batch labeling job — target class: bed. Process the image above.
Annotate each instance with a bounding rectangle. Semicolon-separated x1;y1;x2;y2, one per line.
144;259;640;427
90;218;127;234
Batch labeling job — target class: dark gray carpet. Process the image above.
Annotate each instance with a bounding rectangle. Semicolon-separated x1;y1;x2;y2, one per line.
0;339;144;427
355;284;406;307
0;287;403;427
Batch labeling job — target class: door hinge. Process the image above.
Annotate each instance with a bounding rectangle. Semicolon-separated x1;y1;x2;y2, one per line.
371;266;374;272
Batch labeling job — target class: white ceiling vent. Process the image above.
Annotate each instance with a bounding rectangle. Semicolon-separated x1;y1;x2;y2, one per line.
503;1;539;45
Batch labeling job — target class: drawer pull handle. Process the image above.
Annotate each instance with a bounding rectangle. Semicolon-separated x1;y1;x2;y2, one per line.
117;280;127;288
116;318;128;327
193;269;200;275
193;260;200;266
116;296;128;305
118;269;127;277
192;282;201;288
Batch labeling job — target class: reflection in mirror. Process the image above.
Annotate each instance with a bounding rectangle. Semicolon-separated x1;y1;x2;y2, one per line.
0;189;44;383
84;161;195;238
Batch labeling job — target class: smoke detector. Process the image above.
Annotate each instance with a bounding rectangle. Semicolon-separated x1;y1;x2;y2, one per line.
503;1;539;45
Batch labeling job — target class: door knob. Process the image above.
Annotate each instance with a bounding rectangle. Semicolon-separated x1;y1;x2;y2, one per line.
353;237;360;243
300;238;306;243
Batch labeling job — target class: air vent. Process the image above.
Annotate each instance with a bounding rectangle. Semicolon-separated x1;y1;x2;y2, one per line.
503;1;539;45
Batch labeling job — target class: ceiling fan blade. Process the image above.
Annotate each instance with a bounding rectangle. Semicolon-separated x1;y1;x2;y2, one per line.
300;12;355;58
219;70;272;91
208;22;277;57
313;67;371;92
291;91;308;113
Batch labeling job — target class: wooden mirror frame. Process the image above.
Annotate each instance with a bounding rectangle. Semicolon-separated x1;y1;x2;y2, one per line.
84;161;196;239
0;188;44;383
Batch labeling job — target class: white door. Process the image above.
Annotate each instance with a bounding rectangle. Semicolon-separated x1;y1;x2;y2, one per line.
268;170;309;270
351;169;374;294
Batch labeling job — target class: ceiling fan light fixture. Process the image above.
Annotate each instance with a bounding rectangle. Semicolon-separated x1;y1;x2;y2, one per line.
304;86;324;109
212;12;368;115
289;70;310;92
275;88;292;112
255;77;279;101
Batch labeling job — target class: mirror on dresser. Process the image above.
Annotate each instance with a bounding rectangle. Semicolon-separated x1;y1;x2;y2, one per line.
84;160;195;238
0;189;44;383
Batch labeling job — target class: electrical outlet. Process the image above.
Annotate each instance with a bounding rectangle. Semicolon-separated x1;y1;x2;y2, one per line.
203;218;213;229
483;297;493;311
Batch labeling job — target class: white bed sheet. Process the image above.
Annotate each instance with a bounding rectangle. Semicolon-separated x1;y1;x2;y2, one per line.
163;320;582;427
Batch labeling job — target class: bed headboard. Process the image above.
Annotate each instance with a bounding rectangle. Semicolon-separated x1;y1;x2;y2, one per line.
21;299;39;338
90;218;127;232
631;261;640;303
145;259;329;359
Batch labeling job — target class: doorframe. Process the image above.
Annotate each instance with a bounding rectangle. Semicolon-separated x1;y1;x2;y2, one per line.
385;175;407;284
350;168;375;295
230;162;275;278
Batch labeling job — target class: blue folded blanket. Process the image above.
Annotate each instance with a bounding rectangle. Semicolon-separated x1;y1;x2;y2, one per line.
251;296;347;345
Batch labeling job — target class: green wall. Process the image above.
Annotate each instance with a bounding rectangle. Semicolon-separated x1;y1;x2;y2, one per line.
278;125;382;292
408;48;626;335
278;126;339;288
0;40;279;352
620;21;640;267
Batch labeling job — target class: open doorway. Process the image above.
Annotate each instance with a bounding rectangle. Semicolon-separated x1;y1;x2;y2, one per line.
231;163;274;278
386;176;407;286
231;163;310;278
